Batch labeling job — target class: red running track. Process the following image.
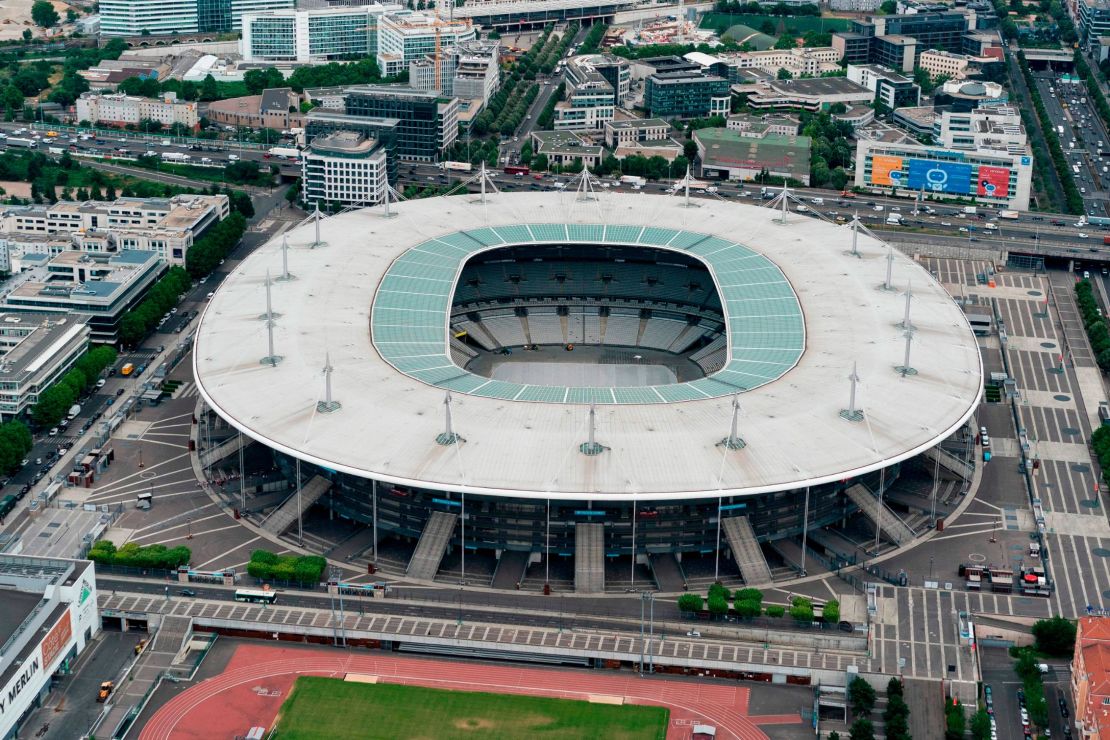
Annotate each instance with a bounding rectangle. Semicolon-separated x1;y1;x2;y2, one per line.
139;644;802;740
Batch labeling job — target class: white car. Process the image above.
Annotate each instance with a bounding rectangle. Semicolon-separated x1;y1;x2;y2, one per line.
686;631;701;637
1079;232;1090;239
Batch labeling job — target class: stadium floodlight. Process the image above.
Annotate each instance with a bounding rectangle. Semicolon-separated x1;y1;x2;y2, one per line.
317;353;341;413
895;329;918;377
900;281;914;331
277;235;294;282
839;362;863;422
436;390;463;445
719;394;746;450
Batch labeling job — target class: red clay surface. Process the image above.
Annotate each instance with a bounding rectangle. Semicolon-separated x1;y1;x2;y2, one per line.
139;644;802;740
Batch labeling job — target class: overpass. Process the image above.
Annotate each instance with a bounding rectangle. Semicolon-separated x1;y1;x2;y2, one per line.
451;0;639;27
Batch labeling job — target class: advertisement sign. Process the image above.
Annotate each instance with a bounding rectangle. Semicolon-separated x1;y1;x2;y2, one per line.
907;159;972;195
978;166;1011;197
871;155;905;187
40;611;72;671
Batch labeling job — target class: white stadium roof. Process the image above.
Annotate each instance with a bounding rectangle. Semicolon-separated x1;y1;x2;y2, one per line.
193;191;982;502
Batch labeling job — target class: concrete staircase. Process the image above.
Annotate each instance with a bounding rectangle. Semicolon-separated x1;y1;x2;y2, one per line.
845;484;916;546
406;511;457;580
923;445;974;479
574;523;605;593
199;434;246;468
721;516;772;586
260;475;331;536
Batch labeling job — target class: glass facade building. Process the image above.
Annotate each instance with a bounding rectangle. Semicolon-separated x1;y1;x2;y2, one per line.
241;6;389;63
343;86;458;160
644;73;730;119
102;0;290;35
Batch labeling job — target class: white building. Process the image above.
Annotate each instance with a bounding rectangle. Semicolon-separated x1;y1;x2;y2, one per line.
240;5;399;64
452;41;501;105
554;54;630;131
0;312;91;420
709;47;843;78
726;113;799;137
846;64;921;109
603;118;671;148
0;556;99;739
302;131;388;208
916;48;996;80
854;105;1033;209
101;0;292;36
829;0;882;10
376;11;476;77
75;92;199;129
0;195;229;267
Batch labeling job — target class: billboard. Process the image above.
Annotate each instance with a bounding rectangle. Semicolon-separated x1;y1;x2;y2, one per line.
977;165;1011;197
907;159;972;195
871;155;905;187
40;610;72;671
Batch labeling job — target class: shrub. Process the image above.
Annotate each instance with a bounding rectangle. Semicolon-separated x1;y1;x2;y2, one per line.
822;598;840;623
735;587;763;605
677;593;703;612
765;605;785;618
734;599;761;618
247;549;326;585
707;594;729;616
87;539;190;569
789;596;814;622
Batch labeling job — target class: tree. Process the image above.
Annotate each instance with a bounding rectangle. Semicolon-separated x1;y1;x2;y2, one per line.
822;599;840;623
945;697;966;740
827;733;841;740
31;0;60;28
774;33;796;50
789;596;814;622
200;74;220;101
887;677;904;697
21;29;32;42
1032;616;1076;657
677;593;703;612
244;67;285;95
707;594;729;616
683;139;698;160
970;708;992;740
848;676;876;717
849;718;874;740
66;8;77;22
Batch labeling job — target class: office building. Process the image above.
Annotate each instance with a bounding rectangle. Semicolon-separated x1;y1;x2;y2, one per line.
871;35;917;72
702;47;842;80
529;131;603;168
240;5;398;63
694;128;811;184
101;0;292;36
847;64;921;108
0;195;229;267
854;105;1033;209
451;41;501;105
644;71;729;119
892;105;938;137
726;113;799;137
1;251;167;344
833;11;973;67
829;0;882;10
1080;0;1110;49
603;118;671;148
304;109;399;181
552;54;630;131
832;33;873;66
342;85;457;160
302;131;388;209
934;79;1008;111
75;92;199;130
376;11;476;77
0;313;91;420
743;76;874;112
1072;616;1110;740
918;49;975;79
0;556;99;739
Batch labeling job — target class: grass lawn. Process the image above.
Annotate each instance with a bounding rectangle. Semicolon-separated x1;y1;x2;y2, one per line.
275;676;669;740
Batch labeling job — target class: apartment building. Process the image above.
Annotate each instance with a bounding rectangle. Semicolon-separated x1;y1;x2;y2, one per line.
75;92;199;129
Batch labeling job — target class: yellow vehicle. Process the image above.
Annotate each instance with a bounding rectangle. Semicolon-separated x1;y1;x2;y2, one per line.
97;681;114;702
134;638;147;655
45;131;58;137
120;363;134;376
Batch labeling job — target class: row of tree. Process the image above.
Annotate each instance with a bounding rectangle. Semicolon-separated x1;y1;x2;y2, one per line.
184;211;248;279
117;266;193;348
470;26;562;137
247;549;327;585
0;420;33;476
1075;279;1110;370
31;345;117;428
88;540;192;570
712;0;821;15
676;584;839;622
1016;50;1084;214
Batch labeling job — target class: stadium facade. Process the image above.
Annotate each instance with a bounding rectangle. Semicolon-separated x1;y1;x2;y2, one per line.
194;191;982;588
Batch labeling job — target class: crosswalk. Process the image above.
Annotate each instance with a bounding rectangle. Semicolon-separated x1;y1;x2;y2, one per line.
172;381;200;399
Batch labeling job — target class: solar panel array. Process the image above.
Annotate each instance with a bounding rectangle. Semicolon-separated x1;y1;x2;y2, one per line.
371;223;804;404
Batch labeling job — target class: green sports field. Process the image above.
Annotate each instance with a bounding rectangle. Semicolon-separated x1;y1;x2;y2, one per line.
275;676;670;740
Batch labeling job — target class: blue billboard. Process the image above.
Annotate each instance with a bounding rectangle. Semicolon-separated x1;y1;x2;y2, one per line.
907;159;973;195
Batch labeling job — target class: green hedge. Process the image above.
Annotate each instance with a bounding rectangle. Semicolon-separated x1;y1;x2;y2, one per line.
247;549;326;585
88;539;191;569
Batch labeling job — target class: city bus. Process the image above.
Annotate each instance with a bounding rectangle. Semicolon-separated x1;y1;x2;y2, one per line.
234;588;277;604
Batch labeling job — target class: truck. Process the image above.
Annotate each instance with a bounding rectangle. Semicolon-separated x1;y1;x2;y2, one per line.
268;146;301;159
1103;235;1110;245
442;161;472;173
5;137;37;149
998;210;1020;220
885;213;903;225
1088;215;1110;226
67;404;81;420
120;363;134;376
962;206;977;214
48;146;65;155
620;175;646;187
161;152;190;163
504;165;530;176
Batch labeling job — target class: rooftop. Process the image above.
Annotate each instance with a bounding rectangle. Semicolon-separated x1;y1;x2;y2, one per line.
607;118;671;130
768;76;871;97
194;192;982;501
308;130;380;155
0;312;90;380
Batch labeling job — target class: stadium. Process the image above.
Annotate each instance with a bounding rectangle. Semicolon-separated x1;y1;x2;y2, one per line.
193;189;983;592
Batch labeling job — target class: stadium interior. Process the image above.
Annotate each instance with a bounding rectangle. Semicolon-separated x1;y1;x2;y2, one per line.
449;245;730;384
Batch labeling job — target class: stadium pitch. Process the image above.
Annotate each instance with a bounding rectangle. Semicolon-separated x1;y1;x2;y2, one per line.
275;676;669;739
